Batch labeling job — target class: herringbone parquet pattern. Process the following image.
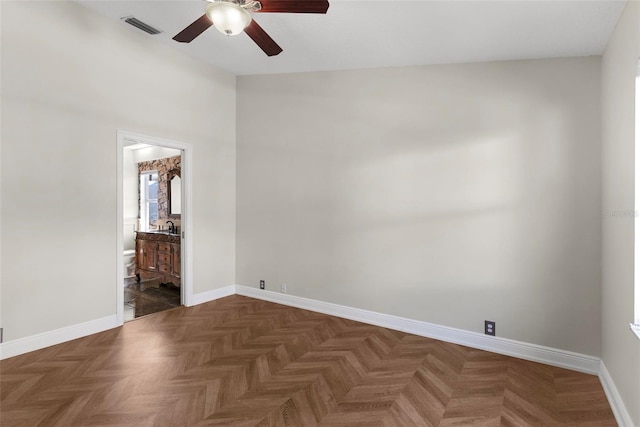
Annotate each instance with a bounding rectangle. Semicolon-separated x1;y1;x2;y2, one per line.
0;295;616;426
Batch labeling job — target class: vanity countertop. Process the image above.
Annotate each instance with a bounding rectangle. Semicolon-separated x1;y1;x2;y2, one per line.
136;230;180;242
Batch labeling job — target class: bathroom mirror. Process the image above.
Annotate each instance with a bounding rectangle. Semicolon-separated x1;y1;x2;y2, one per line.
168;174;181;217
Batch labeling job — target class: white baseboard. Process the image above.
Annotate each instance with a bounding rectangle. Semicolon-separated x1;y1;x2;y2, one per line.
189;285;236;306
599;361;635;427
0;285;236;360
235;285;601;375
0;315;118;360
4;284;630;425
236;286;640;420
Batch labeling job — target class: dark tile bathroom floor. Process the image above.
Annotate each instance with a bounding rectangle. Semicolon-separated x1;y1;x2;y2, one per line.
124;278;181;320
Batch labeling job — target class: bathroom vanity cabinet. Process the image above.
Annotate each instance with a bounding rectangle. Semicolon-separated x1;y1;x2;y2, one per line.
135;231;181;288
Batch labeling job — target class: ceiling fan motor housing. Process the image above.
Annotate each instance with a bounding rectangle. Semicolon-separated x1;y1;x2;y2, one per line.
211;0;262;12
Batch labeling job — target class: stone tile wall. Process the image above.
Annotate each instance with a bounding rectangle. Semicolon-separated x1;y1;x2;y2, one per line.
138;156;181;222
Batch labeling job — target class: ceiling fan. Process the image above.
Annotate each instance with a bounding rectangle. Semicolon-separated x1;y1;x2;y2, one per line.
173;0;330;57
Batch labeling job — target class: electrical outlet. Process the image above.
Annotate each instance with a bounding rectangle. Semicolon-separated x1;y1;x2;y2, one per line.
281;283;286;293
485;320;496;336
260;280;265;290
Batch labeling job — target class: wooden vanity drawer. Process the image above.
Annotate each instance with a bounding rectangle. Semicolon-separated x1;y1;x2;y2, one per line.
158;264;171;273
158;253;171;265
157;243;171;253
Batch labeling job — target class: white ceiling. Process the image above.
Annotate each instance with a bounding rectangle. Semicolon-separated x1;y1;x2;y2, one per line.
78;0;627;76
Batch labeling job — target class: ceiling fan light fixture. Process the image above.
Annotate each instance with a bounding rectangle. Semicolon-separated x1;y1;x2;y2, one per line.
206;1;252;36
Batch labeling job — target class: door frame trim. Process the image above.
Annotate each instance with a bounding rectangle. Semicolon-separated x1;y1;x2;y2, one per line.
116;130;193;325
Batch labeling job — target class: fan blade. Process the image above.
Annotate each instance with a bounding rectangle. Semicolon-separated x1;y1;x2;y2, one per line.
258;0;329;14
244;20;283;56
173;14;212;43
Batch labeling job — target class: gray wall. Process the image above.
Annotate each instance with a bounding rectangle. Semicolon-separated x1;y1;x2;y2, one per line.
237;57;602;356
1;1;237;341
601;1;640;423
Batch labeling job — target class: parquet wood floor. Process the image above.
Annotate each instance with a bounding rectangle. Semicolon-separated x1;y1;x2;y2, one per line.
0;295;616;426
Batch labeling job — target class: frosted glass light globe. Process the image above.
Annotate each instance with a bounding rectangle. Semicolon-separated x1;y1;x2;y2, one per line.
206;2;252;36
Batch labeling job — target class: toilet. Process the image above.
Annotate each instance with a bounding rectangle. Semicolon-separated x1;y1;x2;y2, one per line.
124;249;136;278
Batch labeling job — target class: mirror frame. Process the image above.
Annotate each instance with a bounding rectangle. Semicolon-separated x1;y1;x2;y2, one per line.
167;169;181;218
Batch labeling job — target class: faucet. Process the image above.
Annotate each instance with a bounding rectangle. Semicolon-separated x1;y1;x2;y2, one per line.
166;221;175;234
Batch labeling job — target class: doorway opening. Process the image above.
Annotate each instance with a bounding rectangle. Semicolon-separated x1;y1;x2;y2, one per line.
117;131;192;324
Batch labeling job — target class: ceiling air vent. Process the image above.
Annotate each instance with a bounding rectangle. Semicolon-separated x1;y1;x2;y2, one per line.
122;16;162;35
